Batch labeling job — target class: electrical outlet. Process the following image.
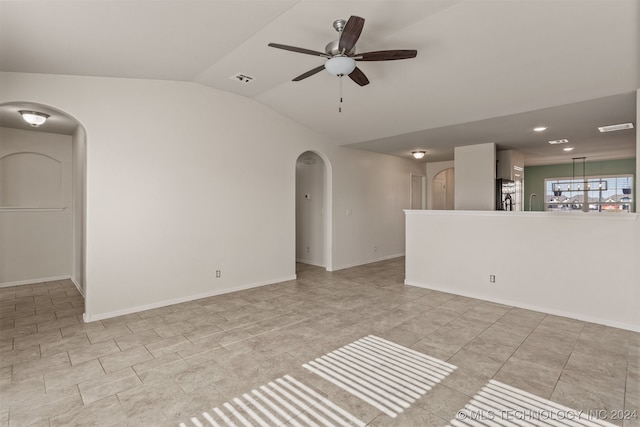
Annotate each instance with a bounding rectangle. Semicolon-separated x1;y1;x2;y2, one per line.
306;246;310;253
374;246;378;252
216;270;221;278
490;275;496;283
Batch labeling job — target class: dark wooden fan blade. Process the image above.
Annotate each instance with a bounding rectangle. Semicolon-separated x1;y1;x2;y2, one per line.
339;16;365;53
348;67;369;86
357;50;418;61
292;65;325;81
268;43;328;58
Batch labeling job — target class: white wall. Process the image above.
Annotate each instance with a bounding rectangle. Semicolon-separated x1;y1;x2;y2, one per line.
296;151;325;267
330;151;424;270
405;210;640;331
0;72;422;320
454;142;496;210
0;127;73;285
72;125;86;294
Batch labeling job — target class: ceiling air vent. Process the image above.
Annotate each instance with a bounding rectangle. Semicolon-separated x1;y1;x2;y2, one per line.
598;123;634;133
230;73;255;84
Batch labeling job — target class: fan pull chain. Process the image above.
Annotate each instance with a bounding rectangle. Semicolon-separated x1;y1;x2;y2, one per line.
338;74;343;113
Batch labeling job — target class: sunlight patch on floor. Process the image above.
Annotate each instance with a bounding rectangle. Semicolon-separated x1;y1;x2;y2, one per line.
449;379;619;427
303;335;457;418
179;375;364;427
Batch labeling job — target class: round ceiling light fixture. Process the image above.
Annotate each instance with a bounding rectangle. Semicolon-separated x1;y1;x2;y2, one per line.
324;56;356;76
412;151;426;160
19;110;49;127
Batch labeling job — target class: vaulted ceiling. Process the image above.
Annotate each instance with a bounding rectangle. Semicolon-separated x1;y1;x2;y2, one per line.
1;0;637;165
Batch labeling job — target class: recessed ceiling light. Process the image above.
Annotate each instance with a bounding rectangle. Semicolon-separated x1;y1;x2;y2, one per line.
548;139;569;145
533;126;547;132
598;123;634;133
563;147;575;152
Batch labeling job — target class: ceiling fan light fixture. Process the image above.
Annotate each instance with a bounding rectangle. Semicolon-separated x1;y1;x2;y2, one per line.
412;151;426;159
19;110;49;127
324;56;356;76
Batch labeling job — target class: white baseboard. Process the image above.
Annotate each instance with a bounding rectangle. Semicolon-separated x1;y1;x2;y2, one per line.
83;274;297;323
404;279;640;333
295;258;326;268
0;275;71;288
71;277;85;298
332;253;405;272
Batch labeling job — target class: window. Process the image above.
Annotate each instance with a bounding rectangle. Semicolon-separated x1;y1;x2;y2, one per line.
544;174;634;212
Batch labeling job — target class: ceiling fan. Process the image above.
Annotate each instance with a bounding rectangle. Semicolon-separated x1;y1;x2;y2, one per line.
268;15;417;87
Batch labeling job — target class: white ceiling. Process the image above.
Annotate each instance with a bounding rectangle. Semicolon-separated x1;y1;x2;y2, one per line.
0;0;637;165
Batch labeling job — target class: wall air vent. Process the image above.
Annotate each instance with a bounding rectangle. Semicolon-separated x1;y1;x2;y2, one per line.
230;73;255;84
598;123;634;133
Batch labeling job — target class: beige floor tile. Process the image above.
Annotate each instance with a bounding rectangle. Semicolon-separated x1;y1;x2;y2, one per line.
50;395;129;427
369;407;447;427
0;376;45;412
78;367;141;405
417;384;473;421
552;378;625;423
0;325;37;340
86;324;132;344
60;321;106;339
447;347;505;378
495;357;562;396
12;329;62;351
10;352;70;383
116;376;187;419
98;345;153;374
0;346;40;369
8;386;82;427
68;339;120;365
144;334;193;357
44;358;105;391
114;328;162;351
39;334;89;359
36;316;82;333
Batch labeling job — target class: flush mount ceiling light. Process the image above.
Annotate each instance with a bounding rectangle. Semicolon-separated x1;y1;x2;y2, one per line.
548;138;569;145
598;123;634;133
19;110;49;127
324;56;357;76
533;126;548;132
412;151;426;159
563;147;575;152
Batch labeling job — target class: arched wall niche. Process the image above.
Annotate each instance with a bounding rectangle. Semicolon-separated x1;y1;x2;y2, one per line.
0;152;63;208
426;160;455;210
0;101;87;318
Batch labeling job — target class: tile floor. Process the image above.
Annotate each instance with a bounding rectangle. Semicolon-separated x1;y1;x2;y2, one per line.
0;258;638;427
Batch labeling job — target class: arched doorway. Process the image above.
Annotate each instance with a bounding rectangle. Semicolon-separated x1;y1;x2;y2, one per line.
0;101;87;317
295;151;331;271
432;167;455;210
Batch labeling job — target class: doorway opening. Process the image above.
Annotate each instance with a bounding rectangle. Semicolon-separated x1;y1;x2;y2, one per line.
432;167;455;210
295;151;332;273
0;101;87;318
